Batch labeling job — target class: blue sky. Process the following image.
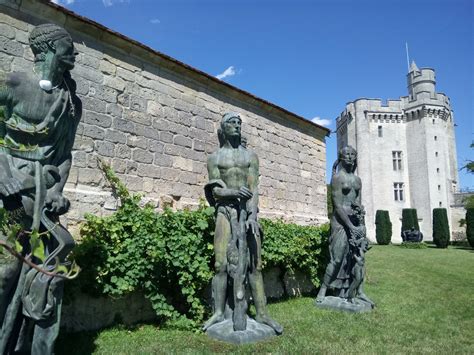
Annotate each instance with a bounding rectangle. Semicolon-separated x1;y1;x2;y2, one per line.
53;0;473;189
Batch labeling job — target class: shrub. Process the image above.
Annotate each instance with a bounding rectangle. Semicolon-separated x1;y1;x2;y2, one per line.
260;219;329;288
401;208;420;232
399;242;427;249
465;208;474;248
71;160;329;329
375;210;392;245
432;208;450;248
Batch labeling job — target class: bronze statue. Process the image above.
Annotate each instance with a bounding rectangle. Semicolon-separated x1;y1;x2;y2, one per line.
0;24;81;353
316;146;375;312
203;112;282;343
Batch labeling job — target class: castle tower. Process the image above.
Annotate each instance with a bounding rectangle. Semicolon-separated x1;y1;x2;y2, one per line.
336;64;458;242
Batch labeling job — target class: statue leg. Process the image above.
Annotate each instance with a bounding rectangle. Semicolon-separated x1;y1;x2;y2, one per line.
317;231;347;300
248;234;283;334
202;213;231;331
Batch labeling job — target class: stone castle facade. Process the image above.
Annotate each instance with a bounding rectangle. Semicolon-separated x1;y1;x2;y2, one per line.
336;62;459;242
0;1;329;235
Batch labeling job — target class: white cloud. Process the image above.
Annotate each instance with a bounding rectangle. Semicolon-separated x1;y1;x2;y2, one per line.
51;0;75;5
311;116;332;127
150;18;161;24
103;0;129;7
216;66;236;80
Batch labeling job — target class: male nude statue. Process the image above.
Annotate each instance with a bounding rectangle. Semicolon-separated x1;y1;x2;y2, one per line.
203;112;282;334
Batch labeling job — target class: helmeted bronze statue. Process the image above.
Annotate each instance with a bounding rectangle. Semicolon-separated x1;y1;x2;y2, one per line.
0;23;81;354
203;112;282;344
316;146;375;312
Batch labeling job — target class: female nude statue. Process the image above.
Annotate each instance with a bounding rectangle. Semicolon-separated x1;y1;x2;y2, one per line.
316;146;374;308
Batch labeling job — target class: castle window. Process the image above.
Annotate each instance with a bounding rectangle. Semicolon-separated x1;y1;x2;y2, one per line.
435;152;438;157
394;182;404;201
434;136;438;141
392;151;402;171
438;185;441;191
439;202;442;207
378;126;383;137
433;119;435;124
437;168;440;173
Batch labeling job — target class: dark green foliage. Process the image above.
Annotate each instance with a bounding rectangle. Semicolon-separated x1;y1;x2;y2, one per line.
401;208;419;232
399;242;427;249
72;160;330;329
260;219;329;288
432;208;450;248
465;208;474;248
375;210;392;245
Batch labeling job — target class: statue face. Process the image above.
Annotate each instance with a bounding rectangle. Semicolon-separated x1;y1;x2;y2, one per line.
340;147;357;167
222;116;242;139
52;36;77;71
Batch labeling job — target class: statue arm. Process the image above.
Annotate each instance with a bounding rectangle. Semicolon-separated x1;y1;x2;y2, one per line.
247;151;259;220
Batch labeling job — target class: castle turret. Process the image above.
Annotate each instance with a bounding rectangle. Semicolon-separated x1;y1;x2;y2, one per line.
407;61;436;100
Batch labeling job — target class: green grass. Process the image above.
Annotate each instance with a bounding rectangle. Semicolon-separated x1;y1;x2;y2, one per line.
56;245;474;354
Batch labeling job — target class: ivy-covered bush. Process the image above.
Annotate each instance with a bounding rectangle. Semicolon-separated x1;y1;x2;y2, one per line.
260;219;329;287
401;208;420;232
375;210;392;245
71;160;329;329
467;208;474;248
432;208;450;248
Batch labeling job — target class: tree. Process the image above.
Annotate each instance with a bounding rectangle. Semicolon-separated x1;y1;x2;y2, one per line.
466;208;474;248
375;210;392;245
401;208;419;232
432;208;450;248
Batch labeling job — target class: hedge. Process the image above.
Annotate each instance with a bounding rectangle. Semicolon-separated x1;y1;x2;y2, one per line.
432;208;450;248
375;210;392;245
69;160;329;329
465;208;474;248
401;208;420;232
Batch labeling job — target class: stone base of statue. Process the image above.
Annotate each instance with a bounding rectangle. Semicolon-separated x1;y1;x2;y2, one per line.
206;316;277;345
315;296;374;313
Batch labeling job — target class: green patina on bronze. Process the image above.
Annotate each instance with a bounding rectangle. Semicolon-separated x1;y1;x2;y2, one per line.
0;24;81;354
203;112;282;344
316;146;375;313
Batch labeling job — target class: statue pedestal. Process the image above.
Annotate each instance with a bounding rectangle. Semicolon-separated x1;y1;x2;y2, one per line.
206;317;277;344
315;296;374;313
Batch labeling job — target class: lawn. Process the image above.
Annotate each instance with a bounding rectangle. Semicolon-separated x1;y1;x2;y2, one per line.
56;245;474;354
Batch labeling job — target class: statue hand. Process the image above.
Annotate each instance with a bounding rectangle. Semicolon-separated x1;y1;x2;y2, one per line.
45;191;70;215
237;186;253;200
0;179;22;196
246;219;260;237
350;225;365;239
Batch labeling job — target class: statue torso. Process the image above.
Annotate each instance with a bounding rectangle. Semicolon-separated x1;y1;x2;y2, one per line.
215;146;252;190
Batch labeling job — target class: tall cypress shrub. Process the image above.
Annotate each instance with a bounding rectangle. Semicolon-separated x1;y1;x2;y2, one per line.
401;208;419;232
466;208;474;248
432;208;450;248
375;210;392;245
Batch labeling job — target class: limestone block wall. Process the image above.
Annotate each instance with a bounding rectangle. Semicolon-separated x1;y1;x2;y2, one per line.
0;1;329;235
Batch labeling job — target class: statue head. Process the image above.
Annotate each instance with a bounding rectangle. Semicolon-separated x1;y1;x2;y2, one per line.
218;112;242;147
332;145;357;175
29;24;77;89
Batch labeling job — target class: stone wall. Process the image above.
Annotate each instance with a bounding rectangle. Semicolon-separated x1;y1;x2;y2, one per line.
0;0;329;234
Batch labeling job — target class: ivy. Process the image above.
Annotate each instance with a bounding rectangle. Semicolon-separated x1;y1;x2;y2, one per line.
72;161;329;329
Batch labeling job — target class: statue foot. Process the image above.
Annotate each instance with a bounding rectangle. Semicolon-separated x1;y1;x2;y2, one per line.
256;314;283;335
202;313;225;331
358;292;375;307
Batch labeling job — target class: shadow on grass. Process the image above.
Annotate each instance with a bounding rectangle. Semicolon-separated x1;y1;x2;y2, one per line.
55;330;98;355
55;322;159;355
